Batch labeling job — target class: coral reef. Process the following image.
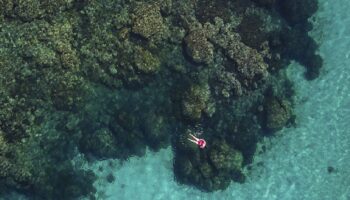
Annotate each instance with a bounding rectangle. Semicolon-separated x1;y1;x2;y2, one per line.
264;97;292;131
79;128;118;158
174;134;244;191
277;0;318;26
131;3;168;41
0;0;321;198
133;46;161;74
181;83;211;121
184;29;214;64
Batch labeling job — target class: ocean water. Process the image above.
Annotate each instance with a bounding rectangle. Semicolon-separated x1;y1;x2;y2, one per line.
87;0;350;199
1;1;349;200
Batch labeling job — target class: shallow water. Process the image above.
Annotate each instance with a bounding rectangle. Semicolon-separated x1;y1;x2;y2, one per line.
1;0;349;200
89;0;350;199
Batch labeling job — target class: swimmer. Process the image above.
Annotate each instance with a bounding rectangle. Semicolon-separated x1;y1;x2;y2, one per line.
187;133;206;149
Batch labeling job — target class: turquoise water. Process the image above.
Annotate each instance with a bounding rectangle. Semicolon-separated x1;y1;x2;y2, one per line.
1;0;349;199
87;1;350;199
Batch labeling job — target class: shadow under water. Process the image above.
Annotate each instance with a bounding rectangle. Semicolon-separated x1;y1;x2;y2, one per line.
0;0;322;199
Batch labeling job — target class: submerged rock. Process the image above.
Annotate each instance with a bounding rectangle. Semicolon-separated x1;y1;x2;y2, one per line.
0;0;321;197
79;128;118;158
209;141;243;172
264;98;292;131
184;29;214;64
132;3;167;40
143;113;169;151
174;137;244;191
133;46;161;74
181;83;211;121
210;21;268;82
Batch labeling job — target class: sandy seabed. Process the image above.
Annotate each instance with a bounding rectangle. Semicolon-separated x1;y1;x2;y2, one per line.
88;0;350;199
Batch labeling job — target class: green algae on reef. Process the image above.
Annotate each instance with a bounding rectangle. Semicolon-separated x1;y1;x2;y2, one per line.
0;0;321;199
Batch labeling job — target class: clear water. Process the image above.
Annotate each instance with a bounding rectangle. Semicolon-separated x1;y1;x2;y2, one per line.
87;0;350;199
2;1;349;200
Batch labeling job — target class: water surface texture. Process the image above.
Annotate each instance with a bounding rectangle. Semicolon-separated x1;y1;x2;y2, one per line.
0;0;349;200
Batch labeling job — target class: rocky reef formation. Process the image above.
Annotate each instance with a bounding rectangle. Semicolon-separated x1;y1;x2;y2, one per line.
0;0;321;199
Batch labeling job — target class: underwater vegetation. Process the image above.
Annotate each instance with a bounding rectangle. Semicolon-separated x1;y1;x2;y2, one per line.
0;0;321;199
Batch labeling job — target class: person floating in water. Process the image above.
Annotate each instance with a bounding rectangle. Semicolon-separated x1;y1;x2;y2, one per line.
187;133;206;149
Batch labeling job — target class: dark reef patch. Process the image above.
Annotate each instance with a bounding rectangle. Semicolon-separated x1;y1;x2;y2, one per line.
0;0;321;199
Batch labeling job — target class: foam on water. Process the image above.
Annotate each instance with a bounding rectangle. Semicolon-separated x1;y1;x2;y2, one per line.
89;0;350;199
